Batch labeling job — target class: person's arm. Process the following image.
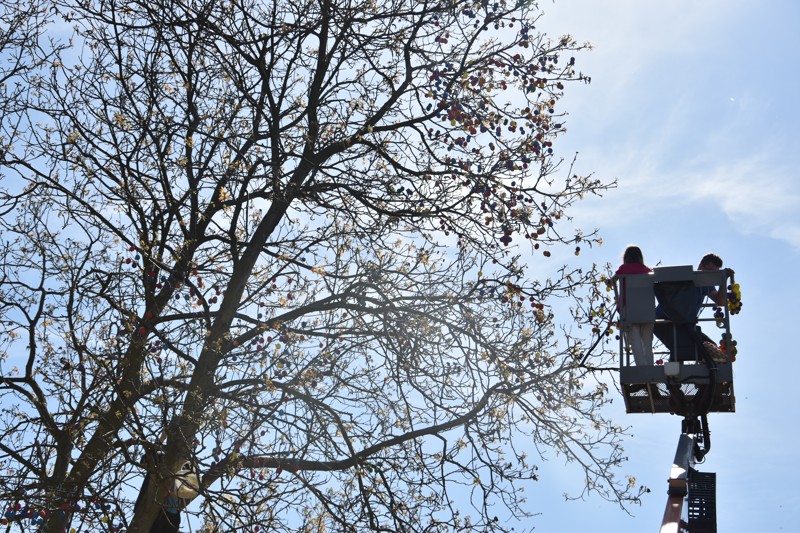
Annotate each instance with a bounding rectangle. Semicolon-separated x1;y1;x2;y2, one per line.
708;269;734;306
708;288;725;306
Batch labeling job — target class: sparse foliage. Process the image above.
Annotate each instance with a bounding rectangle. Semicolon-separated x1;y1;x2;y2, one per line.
0;0;637;531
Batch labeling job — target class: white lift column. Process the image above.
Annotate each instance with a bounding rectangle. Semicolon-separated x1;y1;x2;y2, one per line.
660;433;694;533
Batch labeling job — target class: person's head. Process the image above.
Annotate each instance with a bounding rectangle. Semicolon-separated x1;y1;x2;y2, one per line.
622;245;645;265
698;253;723;271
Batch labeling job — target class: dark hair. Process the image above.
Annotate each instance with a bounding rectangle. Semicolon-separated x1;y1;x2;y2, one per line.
700;253;723;268
623;245;644;265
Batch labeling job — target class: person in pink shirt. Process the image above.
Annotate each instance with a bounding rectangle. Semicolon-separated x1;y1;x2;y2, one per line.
615;245;654;365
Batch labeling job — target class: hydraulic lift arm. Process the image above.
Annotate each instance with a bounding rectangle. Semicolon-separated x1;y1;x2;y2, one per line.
661;433;694;533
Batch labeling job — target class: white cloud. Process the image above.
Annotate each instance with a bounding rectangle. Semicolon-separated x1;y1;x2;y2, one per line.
692;156;800;248
537;0;800;252
568;147;800;251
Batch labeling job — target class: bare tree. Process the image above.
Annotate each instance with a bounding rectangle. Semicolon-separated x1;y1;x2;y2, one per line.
0;0;636;531
1;0;62;167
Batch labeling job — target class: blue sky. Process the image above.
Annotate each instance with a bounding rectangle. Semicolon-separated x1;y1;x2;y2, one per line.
520;1;800;532
4;2;796;531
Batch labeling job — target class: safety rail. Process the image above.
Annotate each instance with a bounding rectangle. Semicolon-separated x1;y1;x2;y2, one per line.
612;266;736;416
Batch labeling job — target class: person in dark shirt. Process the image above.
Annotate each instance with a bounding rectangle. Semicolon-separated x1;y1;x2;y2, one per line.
654;253;726;359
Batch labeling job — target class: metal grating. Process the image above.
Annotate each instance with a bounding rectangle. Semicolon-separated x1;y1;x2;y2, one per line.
620;363;735;415
688;469;717;533
622;381;734;415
